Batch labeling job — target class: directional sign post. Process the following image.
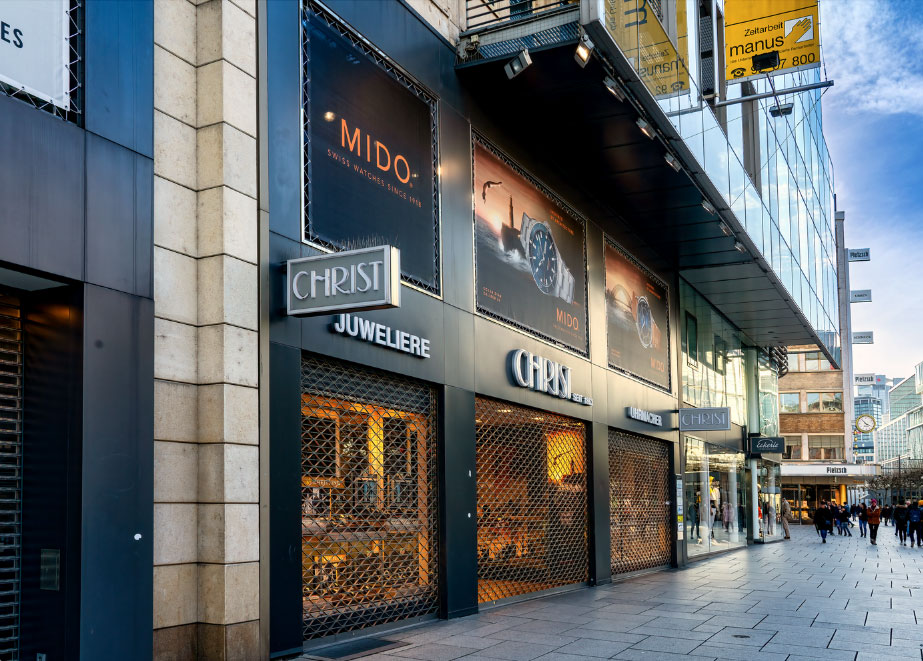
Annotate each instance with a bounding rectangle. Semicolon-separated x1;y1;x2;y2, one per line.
852;332;874;345
849;290;872;303
848;248;870;262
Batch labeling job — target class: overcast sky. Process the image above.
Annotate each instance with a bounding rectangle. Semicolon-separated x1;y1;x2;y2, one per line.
820;0;923;381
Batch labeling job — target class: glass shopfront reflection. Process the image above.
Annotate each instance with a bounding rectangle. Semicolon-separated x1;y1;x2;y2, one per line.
684;438;747;557
757;461;783;541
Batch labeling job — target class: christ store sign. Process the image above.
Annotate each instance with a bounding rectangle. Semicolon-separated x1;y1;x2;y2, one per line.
286;246;401;316
509;349;593;405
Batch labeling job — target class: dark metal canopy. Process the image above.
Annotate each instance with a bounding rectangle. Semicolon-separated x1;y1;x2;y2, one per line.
456;41;825;351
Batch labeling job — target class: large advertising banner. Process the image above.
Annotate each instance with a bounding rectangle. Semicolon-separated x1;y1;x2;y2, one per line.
725;0;820;82
0;0;70;109
474;141;588;354
605;241;670;389
304;11;438;290
604;0;690;99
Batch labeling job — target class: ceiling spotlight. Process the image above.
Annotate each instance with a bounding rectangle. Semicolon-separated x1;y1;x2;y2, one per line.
702;199;716;215
636;117;655;139
734;240;748;254
504;48;532;80
603;75;625;102
664;152;681;172
575;33;594;67
719;221;733;236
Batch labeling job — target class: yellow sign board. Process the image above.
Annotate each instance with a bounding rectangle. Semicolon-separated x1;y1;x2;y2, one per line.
605;0;690;99
725;0;820;83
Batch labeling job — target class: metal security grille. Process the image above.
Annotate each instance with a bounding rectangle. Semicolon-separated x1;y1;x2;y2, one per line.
300;355;438;641
608;431;670;576
475;398;587;604
0;293;22;660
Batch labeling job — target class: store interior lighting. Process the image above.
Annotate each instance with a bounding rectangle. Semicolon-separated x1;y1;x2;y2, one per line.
664;152;681;172
574;34;594;67
702;199;716;215
504;48;532;80
636;117;655;139
603;76;625;102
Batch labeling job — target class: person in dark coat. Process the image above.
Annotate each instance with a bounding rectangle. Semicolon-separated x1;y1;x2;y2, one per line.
893;500;908;545
814;503;831;543
858;502;868;538
867;500;881;545
837;506;852;536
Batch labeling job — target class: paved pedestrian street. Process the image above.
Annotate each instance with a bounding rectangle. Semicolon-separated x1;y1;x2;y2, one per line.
318;524;923;661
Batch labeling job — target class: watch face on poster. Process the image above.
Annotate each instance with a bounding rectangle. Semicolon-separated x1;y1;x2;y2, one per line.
473;140;588;354
605;240;670;390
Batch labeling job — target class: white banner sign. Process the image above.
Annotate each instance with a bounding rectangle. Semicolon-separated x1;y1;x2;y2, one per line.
0;0;70;109
849;290;872;303
852;331;874;345
781;463;879;477
847;248;870;262
854;373;875;386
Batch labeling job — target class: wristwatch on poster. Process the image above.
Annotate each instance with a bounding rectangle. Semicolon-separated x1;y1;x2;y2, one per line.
519;212;575;304
633;294;661;349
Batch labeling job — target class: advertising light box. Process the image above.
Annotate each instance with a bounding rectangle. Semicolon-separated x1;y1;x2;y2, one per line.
473;140;588;354
0;0;70;109
303;12;437;291
605;241;670;390
724;0;820;83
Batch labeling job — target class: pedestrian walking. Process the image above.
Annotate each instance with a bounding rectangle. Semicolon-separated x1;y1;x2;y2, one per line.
687;501;700;541
882;504;892;526
815;503;831;543
867;500;881;545
850;503;857;521
781;498;792;539
894;500;908;545
858;502;868;538
908;501;922;547
838;506;852;536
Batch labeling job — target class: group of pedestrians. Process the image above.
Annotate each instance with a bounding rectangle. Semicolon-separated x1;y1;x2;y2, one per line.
813;499;923;546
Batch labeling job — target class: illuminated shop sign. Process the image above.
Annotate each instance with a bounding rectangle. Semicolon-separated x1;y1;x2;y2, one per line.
509;349;592;405
626;407;662;427
679;407;731;431
475;139;588;354
286;246;401;316
330;313;430;358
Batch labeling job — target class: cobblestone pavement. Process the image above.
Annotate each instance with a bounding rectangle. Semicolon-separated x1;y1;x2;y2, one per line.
312;523;923;661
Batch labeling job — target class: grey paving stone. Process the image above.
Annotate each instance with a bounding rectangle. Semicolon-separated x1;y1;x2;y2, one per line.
616;650;716;661
830;627;890;645
511;619;583;634
391;642;481;660
531;654;600;661
629;635;702;654
438;635;505;650
766;626;835;648
704;626;775;647
553;639;633;658
688;643;788;661
488;629;579;647
759;643;858;659
560;628;646;644
472;640;562;661
701;614;765;629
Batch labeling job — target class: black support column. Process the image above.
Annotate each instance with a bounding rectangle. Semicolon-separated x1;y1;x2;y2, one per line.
588;422;611;586
439;386;478;619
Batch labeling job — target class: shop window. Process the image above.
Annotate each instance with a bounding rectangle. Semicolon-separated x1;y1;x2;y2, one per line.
684;438;747;557
475;398;587;604
300;355;438;641
609;432;670;575
685;312;698;367
779;392;800;414
808;435;844;460
806;392;842;413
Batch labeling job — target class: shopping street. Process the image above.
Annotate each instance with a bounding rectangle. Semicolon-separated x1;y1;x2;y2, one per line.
309;525;923;661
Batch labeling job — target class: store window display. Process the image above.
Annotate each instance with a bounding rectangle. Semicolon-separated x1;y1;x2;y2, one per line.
757;461;783;541
684;438;747;557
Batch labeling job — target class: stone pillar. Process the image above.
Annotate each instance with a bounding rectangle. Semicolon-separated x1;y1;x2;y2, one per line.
153;0;259;658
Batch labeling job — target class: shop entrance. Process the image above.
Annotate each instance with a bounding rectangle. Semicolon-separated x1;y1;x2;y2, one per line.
299;355;439;641
474;397;587;604
608;431;670;575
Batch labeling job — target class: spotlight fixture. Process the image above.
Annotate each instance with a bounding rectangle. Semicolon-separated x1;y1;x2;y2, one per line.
574;33;594;67
751;50;780;72
718;221;733;237
323;111;336;122
636;117;655;139
702;199;716;215
734;240;748;254
504;48;532;80
769;102;794;117
603;75;625;102
664;152;681;172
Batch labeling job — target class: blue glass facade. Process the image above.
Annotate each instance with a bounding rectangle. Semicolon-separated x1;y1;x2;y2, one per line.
597;0;840;363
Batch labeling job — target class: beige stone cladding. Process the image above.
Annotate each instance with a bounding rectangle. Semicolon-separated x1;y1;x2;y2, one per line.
153;0;259;659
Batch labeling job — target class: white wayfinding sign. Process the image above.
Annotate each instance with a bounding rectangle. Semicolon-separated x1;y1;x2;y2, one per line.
852;332;874;345
849;290;872;303
0;0;70;109
847;248;870;262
